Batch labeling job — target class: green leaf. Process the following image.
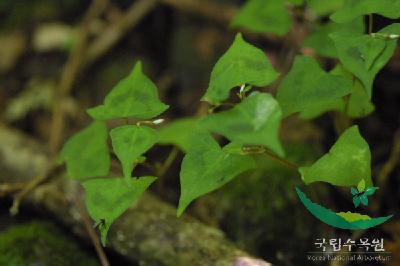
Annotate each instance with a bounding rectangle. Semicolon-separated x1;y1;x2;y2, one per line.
110;125;158;178
158;118;209;153
351;187;358;195
326;64;375;119
59;121;110;179
357;179;366;192
299;126;372;187
353;196;361;208
302;23;340;58
330;24;400;97
287;0;304;6
302;18;364;58
177;133;256;216
83;176;156;246
364;187;378;196
331;0;400;23
231;0;291;36
276;56;352;118
360;194;369;206
307;0;346;16
201;92;284;157
202;33;279;105
87;61;168;120
347;81;375;117
330;33;384;97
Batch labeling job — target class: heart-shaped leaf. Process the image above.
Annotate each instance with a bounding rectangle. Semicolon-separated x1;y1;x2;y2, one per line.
202;33;279;105
201;92;284;157
87;61;168;120
110;125;158;178
83;176;156;245
59;121;110;179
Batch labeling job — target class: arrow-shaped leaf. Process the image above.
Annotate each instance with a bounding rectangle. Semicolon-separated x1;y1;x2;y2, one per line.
110;125;158;178
177;133;256;216
330;24;400;98
83;176;156;245
87;61;168;121
59;121;110;179
299;126;372;187
202;33;279;105
201;91;284;157
276;56;352;118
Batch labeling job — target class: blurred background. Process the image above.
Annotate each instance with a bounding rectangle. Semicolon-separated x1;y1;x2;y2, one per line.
0;0;399;265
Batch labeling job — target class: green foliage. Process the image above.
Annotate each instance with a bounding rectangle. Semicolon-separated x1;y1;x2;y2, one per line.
307;0;346;16
299;64;375;119
87;61;168;120
158;118;208;153
299;126;372;187
111;125;158;178
177;132;256;216
58;0;400;243
59;121;110;179
302;18;364;58
330;65;375;118
202;33;279;105
287;0;304;6
83;176;156;245
231;0;291;36
346;81;375;117
201;92;284;157
357;179;366;192
330;25;400;97
276;56;352;118
331;0;400;23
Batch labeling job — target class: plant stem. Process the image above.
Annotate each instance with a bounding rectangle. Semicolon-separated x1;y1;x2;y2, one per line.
263;149;299;170
241;145;298;170
157;147;179;178
73;194;110;266
156;147;179;193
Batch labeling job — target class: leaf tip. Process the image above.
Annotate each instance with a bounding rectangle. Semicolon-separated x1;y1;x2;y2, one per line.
133;60;143;72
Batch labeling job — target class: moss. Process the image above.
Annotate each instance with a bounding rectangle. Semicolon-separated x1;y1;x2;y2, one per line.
0;221;98;266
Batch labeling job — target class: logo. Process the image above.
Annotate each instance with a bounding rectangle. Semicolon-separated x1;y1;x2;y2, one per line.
295;179;392;229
